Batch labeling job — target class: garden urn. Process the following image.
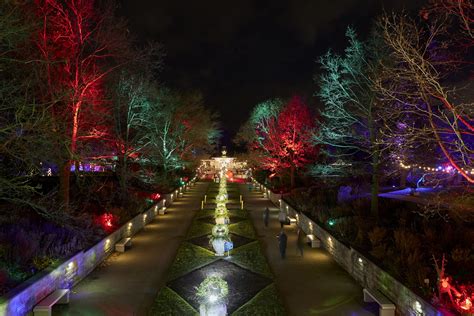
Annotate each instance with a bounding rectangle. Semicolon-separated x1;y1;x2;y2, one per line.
212;238;226;256
199;303;227;316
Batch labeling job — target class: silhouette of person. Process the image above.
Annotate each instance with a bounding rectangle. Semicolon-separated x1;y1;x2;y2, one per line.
296;228;304;257
277;229;287;259
263;207;270;228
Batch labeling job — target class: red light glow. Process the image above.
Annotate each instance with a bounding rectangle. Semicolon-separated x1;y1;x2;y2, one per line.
150;193;161;201
99;213;116;231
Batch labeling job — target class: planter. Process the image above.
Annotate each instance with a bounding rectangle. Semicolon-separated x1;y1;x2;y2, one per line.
215;210;228;219
215;216;229;225
212;238;226;256
216;194;227;203
199;303;227;316
196;275;229;316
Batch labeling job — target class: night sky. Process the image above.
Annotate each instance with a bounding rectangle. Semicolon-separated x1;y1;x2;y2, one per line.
118;0;427;147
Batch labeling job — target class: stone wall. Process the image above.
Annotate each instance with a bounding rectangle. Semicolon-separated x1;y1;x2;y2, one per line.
252;179;440;316
252;182;282;204
0;178;197;316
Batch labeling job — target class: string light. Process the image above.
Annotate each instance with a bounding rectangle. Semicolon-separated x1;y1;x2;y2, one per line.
398;161;474;175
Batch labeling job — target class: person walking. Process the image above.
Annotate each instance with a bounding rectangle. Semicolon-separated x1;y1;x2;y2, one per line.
278;210;287;228
263;207;270;228
296;228;304;257
277;229;288;259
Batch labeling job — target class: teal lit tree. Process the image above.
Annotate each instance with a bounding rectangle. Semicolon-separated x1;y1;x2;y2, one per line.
234;99;283;167
314;27;385;216
139;88;220;185
250;98;284;148
240;97;317;188
111;71;154;197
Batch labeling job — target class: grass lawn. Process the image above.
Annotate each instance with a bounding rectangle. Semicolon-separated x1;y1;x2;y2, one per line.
229;219;256;239
195;209;217;219
232;284;286;316
166;242;217;281
229;241;273;278
149;286;198;316
187;221;214;239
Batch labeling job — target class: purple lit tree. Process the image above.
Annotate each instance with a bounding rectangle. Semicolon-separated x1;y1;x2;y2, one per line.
378;9;474;184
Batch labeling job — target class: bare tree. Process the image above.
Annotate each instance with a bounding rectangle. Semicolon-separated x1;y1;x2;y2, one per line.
315;27;389;217
34;0;133;207
377;12;474;184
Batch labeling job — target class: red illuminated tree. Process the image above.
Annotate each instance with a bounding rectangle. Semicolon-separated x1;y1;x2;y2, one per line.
262;96;318;188
34;0;130;206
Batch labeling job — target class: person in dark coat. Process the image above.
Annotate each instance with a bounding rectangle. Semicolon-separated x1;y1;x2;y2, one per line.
277;229;288;259
263;207;270;228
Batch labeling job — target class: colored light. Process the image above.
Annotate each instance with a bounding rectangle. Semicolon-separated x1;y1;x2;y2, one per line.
460;298;472;311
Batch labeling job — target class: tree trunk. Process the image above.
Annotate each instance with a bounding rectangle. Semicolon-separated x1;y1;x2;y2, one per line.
371;155;380;219
59;162;70;210
118;155;128;199
400;168;408;188
368;108;379;219
290;165;295;188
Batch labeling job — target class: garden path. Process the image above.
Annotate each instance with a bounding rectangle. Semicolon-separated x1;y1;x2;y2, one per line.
240;183;377;316
55;182;210;316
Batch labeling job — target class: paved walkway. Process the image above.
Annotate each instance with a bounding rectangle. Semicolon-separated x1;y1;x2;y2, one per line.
56;182;209;316
239;184;376;316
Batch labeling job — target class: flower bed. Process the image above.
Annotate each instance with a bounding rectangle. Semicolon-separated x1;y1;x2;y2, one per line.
150;181;285;315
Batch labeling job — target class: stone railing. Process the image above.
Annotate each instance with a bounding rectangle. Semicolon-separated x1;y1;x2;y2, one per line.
252;181;282;205
0;177;197;316
252;178;439;316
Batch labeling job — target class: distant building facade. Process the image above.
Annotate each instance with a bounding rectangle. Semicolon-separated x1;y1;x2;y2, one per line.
200;148;248;178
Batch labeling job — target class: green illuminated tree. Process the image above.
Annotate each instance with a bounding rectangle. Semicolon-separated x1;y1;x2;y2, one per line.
0;4;48;209
110;71;153;196
235;99;283;167
315;27;387;217
236;99;283;145
139;88;220;185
